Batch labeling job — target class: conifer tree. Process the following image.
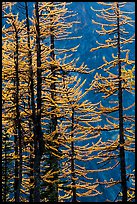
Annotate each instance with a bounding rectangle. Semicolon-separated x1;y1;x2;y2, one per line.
34;2;89;201
57;76;102;202
2;10;21;202
2;3;34;201
2;2;102;202
90;2;135;202
24;2;35;201
2;2;92;202
3;2;135;202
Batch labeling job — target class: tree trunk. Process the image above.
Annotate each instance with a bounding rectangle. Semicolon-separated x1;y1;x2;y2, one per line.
28;98;34;203
25;2;36;201
33;2;44;202
48;3;58;201
13;26;22;203
116;2;127;202
71;107;77;202
4;134;7;202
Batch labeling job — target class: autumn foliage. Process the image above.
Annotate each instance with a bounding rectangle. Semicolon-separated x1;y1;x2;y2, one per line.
2;2;135;202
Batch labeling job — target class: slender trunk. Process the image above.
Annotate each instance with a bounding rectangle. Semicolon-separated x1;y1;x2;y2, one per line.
27;87;34;202
28;96;34;203
25;2;36;201
71;107;77;202
14;104;19;202
116;3;127;202
13;26;22;202
33;2;44;202
4;135;7;202
35;1;44;155
48;4;58;201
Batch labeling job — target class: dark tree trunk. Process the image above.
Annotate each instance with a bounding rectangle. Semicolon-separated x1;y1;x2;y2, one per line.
13;26;22;203
14;111;19;202
4;135;7;202
71;107;77;202
33;2;44;202
48;3;58;202
28;97;34;203
25;2;36;201
116;3;127;202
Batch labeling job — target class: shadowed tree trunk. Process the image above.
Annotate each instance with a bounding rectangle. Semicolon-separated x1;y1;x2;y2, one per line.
116;2;127;202
33;2;45;202
71;107;77;202
3;133;8;202
13;24;22;203
25;2;36;201
48;4;58;201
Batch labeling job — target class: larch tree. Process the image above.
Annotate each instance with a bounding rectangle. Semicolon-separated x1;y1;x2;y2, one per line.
2;2;135;203
2;2;101;202
30;2;102;202
2;2;39;202
24;2;36;202
32;2;90;202
90;2;135;202
57;75;103;202
2;6;15;201
2;3;28;202
31;2;45;202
